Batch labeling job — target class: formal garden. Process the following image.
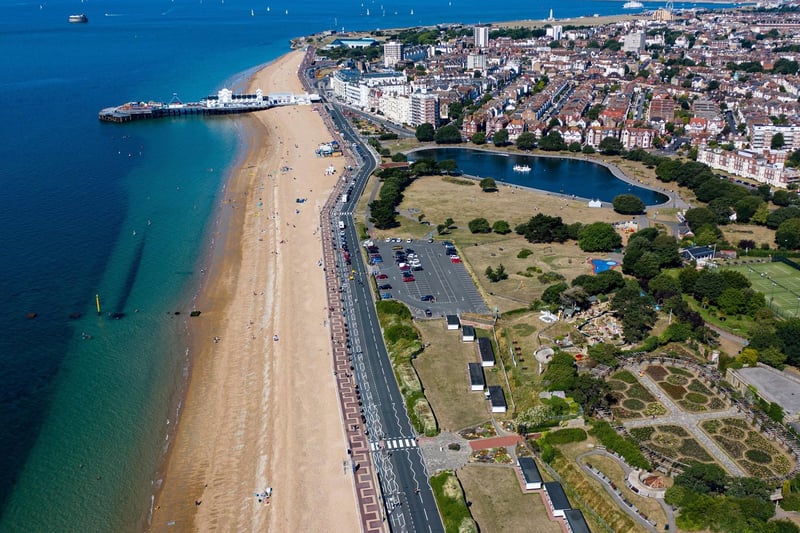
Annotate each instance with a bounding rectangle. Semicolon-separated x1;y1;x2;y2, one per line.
628;424;717;465
607;370;667;419
645;364;728;412
701;417;796;479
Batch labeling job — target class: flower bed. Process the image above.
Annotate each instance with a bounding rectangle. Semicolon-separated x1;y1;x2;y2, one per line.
678;438;714;463
646;365;668;381
688;379;712;395
740;460;773;478
627;383;656;402
708;398;727;410
657;425;689;437
622;398;645;411
667;366;693;377
629;426;654;442
612;370;638;384
653;432;682;449
685;392;708;404
660;382;686;400
745;449;772;464
703;420;721;433
612;407;637;419
644;403;666;416
715;436;745;458
608;379;628;392
720;426;745;440
666;374;689;386
678;399;707;412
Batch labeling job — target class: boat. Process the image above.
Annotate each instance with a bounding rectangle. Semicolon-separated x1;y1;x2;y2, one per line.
513;164;531;172
68;14;88;23
623;0;644;8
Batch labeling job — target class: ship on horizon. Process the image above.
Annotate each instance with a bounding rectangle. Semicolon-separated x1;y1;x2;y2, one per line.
623;0;644;8
69;13;89;23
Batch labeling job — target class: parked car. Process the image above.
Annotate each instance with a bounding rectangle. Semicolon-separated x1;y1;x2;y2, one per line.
412;265;423;271
381;293;393;300
402;276;415;282
424;309;433;317
421;295;435;302
378;283;392;290
375;273;388;279
451;256;461;263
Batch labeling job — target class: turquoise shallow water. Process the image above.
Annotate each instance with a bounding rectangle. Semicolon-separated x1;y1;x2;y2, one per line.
0;0;738;529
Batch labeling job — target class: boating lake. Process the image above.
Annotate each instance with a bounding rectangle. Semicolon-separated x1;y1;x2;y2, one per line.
412;148;670;206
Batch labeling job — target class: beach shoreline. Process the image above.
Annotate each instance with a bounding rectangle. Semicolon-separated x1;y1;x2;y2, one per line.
149;49;358;532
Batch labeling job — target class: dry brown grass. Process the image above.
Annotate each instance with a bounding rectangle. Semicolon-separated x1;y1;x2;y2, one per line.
457;465;562;533
720;224;776;250
413;320;492;431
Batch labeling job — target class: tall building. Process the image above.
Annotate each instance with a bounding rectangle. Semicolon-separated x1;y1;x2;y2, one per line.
410;93;439;127
466;53;487;71
383;41;404;68
474;25;489;49
622;31;646;54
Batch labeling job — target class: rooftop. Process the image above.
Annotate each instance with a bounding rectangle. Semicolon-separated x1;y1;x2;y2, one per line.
733;365;800;417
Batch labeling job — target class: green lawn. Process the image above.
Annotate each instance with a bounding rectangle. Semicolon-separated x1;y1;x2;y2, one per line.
725;262;800;318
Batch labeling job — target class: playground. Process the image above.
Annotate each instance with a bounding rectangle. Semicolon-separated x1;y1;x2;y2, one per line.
725;260;800;318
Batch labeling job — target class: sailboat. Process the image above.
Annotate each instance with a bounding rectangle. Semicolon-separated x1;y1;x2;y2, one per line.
410;8;414;14
266;5;270;11
251;9;255;16
366;7;370;15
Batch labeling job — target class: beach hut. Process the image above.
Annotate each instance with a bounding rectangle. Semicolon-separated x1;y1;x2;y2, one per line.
462;325;476;342
446;315;460;330
487;385;506;413
468;363;485;392
564;509;591;533
543;481;571;518
477;337;495;367
518;457;543;490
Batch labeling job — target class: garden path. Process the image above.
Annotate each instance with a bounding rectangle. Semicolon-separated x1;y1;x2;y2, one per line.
622;363;746;477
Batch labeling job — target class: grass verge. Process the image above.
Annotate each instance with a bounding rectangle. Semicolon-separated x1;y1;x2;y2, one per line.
430;471;478;533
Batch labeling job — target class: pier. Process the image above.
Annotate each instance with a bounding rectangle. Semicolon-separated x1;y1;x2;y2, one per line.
98;89;320;123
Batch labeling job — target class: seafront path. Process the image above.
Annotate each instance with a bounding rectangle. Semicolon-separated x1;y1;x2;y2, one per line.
301;46;386;532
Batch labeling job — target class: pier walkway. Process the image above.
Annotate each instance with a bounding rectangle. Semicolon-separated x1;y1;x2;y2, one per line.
98;89;319;122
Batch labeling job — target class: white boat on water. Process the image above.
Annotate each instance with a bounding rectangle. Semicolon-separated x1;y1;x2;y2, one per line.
513;164;531;172
623;0;644;8
69;13;88;23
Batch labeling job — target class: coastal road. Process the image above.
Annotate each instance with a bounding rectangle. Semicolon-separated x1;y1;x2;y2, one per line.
324;95;444;532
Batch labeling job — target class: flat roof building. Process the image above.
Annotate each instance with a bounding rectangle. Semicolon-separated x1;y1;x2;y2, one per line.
518;457;543;490
477;337;495;367
446;315;460;330
564;509;591;533
543;481;571;518
468;362;485;392
488;385;507;413
462;325;476;342
726;363;800;420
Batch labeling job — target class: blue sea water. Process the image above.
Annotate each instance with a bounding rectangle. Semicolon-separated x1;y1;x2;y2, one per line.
0;0;737;530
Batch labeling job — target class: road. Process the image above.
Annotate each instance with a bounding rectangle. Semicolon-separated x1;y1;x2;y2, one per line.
324;92;445;532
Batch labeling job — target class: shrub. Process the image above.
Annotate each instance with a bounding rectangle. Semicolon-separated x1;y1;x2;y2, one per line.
385;323;419;343
745;449;772;464
589;421;650;470
517;248;533;259
547;428;588;445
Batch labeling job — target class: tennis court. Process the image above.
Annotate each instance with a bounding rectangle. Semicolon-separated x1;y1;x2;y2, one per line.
725;260;800;318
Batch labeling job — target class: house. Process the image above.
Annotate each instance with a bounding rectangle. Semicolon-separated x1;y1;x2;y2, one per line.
518;457;543;490
468;362;486;392
446;315;460;330
680;245;716;265
564;509;591;533
462;325;476;342
543;481;571;518
488;385;507;413
477;337;495;367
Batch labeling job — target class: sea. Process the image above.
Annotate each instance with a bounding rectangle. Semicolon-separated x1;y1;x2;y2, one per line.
0;0;741;530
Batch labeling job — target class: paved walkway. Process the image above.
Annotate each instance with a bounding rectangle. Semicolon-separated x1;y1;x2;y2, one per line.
622;363;745;477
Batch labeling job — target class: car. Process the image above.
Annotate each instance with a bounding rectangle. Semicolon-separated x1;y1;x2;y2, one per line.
427;238;434;243
405;248;415;254
378;283;392;290
420;295;435;302
399;265;411;272
451;256;461;263
424;309;433;317
392;245;404;251
402;276;415;282
375;273;388;279
406;238;413;243
384;237;392;242
412;265;423;271
381;293;393;300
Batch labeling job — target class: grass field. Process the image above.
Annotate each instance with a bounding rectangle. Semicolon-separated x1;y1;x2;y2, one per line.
725;261;800;318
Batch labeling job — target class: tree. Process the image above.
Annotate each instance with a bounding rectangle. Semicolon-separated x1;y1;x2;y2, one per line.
468;217;492;233
718;287;747;315
582;144;595;154
471;131;486;145
390;152;408;162
516;132;537;150
568;141;581;152
415;122;434;142
773;190;798;207
598;136;624;155
612;194;645;215
775;217;800;249
578;222;622;252
735;196;764;223
542;282;568;305
485;264;508;282
437;159;458;174
772;132;786;150
632;251;662;280
493;128;509;147
675;462;728;495
587;343;620;366
776;318;800;366
479;177;497;192
433;124;462;144
538;131;567;151
516;213;570;243
492;220;511;234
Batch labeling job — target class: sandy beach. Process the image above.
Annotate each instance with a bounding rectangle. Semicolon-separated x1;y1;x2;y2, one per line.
150;49;358;531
